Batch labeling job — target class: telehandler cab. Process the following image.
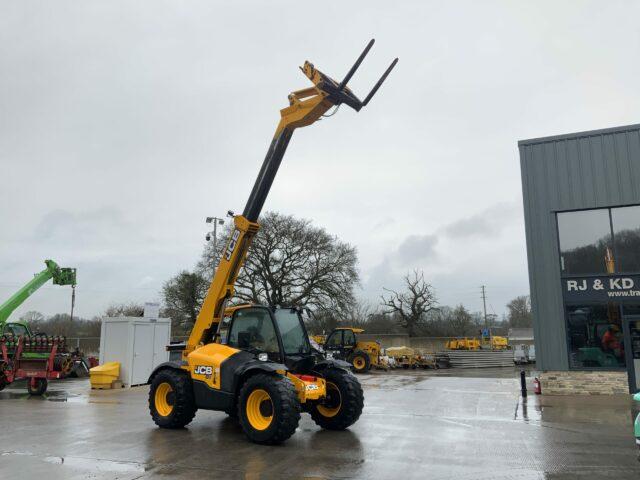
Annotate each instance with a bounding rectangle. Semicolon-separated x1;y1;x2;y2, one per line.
147;40;397;444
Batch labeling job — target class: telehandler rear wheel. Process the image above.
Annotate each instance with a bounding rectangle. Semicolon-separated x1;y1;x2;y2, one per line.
348;351;370;374
238;373;300;445
310;368;363;430
149;369;196;429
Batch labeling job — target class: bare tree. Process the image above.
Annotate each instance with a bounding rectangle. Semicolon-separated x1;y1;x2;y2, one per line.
381;270;438;337
104;302;144;317
306;300;372;335
29;313;101;338
343;301;373;329
19;311;44;323
162;271;209;331
442;304;475;336
199;212;359;315
506;295;532;328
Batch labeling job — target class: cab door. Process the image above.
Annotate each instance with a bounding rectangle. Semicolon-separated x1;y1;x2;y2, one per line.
324;330;346;360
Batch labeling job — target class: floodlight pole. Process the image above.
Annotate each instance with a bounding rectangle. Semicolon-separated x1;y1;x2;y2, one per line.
206;216;226;268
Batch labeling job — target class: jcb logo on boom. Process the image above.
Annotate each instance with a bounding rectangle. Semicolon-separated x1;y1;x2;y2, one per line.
194;365;213;376
225;229;241;261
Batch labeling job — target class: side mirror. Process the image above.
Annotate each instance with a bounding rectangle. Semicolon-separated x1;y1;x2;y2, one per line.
633;392;640;402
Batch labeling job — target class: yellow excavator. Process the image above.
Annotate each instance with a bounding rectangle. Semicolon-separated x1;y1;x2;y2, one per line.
147;40;397;444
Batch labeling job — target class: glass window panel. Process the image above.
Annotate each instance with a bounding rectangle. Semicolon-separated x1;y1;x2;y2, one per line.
228;308;279;354
557;209;612;275
612;205;640;273
5;324;28;337
343;330;356;347
326;331;343;347
274;309;310;355
566;304;625;369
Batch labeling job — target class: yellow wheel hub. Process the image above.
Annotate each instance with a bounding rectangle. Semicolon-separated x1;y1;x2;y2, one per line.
246;389;273;431
155;382;174;417
353;357;366;369
317;381;342;418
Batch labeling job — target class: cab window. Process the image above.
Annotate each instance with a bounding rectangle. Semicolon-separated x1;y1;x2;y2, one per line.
343;330;356;347
273;309;311;355
227;308;279;354
5;323;28;337
218;315;232;343
326;330;343;348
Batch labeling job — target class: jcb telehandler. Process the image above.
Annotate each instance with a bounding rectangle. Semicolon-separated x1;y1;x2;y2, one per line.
320;327;383;373
148;40;397;444
0;259;78;394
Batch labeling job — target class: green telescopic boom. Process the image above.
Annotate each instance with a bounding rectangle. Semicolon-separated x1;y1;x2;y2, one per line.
0;259;77;327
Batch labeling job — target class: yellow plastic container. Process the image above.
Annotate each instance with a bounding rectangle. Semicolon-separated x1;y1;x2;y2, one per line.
90;362;120;389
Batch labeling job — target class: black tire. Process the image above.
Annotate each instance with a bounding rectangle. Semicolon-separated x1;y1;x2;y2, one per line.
310;368;364;431
238;373;300;445
149;369;197;429
348;351;370;374
402;364;409;369
27;378;47;395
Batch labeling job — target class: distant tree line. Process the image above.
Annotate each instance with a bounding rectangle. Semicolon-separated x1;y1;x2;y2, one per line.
15;212;533;339
19;311;102;338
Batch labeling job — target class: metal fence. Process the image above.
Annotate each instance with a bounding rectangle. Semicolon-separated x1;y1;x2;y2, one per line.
66;337;100;357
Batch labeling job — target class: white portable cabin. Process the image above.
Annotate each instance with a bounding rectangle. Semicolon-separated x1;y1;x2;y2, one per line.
99;315;171;387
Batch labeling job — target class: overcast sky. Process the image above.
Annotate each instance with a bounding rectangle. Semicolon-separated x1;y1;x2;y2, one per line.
1;1;639;321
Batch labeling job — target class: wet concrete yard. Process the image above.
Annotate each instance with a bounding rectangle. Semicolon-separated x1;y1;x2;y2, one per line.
1;369;639;479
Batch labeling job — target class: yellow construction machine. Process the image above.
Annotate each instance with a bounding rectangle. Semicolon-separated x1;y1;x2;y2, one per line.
445;338;481;350
445;336;509;351
318;327;384;373
482;335;509;350
147;40;397;444
385;346;417;369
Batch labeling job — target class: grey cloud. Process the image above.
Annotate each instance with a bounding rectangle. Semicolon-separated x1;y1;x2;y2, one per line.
395;234;439;266
443;203;520;239
33;207;130;244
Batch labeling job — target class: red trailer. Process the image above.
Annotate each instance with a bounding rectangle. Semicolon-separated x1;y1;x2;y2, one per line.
0;334;73;394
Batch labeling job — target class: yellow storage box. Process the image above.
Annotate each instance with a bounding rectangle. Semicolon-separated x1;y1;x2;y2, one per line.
90;362;120;389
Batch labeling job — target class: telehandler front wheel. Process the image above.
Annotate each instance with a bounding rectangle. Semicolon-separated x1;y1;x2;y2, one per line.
348;351;370;374
238;373;301;445
149;369;197;429
310;368;364;430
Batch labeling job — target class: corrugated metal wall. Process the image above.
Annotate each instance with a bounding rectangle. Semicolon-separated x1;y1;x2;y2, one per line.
519;124;640;370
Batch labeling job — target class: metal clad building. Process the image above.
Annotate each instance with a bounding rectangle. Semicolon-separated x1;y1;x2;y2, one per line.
519;124;640;391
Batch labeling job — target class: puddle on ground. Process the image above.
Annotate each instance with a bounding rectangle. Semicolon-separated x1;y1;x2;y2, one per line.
44;456;147;473
2;451;146;474
513;397;542;423
0;390;88;403
0;388;125;404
